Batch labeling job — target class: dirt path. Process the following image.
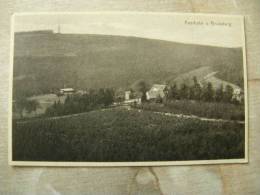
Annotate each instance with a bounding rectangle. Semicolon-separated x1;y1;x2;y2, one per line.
151;111;244;124
123;106;244;124
16;105;245;125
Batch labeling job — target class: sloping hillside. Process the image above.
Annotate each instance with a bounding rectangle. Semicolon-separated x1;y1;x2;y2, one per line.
13;107;244;161
166;66;212;87
13;31;244;97
167;66;242;91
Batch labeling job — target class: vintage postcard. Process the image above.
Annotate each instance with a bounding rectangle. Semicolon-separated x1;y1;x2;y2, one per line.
9;12;248;166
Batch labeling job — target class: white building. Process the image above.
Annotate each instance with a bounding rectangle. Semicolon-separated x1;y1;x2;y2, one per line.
146;84;167;100
232;88;244;102
60;88;75;95
124;91;141;105
125;91;131;100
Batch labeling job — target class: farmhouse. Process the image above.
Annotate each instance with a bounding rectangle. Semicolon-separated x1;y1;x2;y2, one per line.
60;88;75;95
146;84;167;100
124;91;141;104
232;88;244;102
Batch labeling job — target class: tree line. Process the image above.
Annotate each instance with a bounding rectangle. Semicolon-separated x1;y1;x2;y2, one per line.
166;77;242;104
14;97;40;118
45;88;115;117
13;77;242;119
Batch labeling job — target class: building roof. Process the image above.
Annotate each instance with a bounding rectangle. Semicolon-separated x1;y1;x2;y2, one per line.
150;84;166;91
147;84;166;99
60;88;74;92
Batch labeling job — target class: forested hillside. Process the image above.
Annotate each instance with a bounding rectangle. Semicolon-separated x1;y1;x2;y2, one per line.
13;31;244;97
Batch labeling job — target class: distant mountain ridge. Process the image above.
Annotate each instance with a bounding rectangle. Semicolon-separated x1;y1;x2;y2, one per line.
13;31;244;97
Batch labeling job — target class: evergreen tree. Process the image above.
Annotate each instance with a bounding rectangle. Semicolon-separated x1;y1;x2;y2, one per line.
133;80;150;102
215;84;224;102
14;96;28;118
167;83;179;100
202;82;214;102
189;86;195;100
103;88;114;106
179;83;189;99
193;76;202;100
223;85;234;103
25;99;40;115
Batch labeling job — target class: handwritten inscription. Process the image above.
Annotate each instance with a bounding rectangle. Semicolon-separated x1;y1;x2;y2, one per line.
185;20;232;27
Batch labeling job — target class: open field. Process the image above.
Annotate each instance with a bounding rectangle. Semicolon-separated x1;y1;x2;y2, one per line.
13;107;244;162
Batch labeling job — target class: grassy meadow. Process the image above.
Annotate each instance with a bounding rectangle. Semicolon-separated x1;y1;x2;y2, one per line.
13;107;245;162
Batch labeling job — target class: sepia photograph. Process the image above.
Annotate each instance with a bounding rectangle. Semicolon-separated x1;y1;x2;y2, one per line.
9;12;248;166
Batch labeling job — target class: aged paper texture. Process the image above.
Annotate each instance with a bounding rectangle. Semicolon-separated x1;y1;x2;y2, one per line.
9;12;248;166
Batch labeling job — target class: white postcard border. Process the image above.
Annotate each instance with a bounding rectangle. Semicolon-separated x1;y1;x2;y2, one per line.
8;12;248;167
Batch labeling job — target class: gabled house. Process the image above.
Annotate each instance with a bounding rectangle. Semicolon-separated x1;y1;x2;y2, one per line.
146;84;167;100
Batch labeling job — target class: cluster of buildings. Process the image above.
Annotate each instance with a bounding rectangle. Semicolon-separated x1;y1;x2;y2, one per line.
124;84;167;105
58;77;244;105
124;81;244;104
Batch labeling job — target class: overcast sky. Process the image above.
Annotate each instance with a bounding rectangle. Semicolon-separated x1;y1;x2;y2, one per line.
14;12;244;48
